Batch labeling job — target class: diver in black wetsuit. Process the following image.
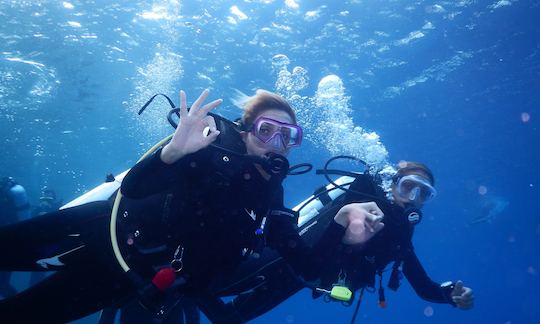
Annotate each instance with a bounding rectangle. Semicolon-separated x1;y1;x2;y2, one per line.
0;89;380;323
202;161;474;322
0;177;31;298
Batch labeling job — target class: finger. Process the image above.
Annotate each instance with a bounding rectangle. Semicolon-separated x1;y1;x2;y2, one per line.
363;202;384;217
191;89;210;112
364;220;375;233
179;90;187;118
454;297;473;309
200;99;223;116
373;221;385;233
204;129;221;145
366;212;383;223
452;296;463;304
461;288;473;298
452;295;473;304
206;116;218;132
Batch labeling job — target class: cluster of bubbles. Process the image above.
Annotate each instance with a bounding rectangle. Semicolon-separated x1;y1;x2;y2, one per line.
0;55;59;117
272;54;395;192
129;49;183;140
128;1;186;142
383;51;473;99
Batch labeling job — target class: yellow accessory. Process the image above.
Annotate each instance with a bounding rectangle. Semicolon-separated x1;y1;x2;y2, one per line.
330;285;353;302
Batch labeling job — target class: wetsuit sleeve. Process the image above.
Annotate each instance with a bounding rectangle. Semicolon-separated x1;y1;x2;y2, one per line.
402;248;456;306
198;264;303;323
121;147;209;199
265;190;345;280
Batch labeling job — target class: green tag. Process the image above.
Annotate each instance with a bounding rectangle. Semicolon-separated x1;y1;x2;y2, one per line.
330;286;353;301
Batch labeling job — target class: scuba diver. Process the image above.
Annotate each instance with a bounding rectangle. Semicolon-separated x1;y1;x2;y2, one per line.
31;187;63;217
0;89;381;323
0;177;30;298
197;161;474;323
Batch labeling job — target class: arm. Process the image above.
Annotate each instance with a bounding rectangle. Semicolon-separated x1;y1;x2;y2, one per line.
200;261;303;323
402;248;456;305
120;147;207;199
265;208;345;280
265;201;384;280
403;246;474;309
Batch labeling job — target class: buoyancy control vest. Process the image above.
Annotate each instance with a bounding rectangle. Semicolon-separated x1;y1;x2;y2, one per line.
316;173;416;299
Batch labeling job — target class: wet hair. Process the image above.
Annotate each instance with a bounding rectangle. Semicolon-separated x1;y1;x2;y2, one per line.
240;90;296;130
392;161;435;186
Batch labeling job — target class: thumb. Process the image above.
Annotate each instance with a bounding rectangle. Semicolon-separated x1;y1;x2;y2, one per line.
373;221;384;233
204;130;221;144
452;280;464;296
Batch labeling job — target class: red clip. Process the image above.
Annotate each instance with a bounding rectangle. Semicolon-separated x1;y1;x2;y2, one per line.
152;268;176;291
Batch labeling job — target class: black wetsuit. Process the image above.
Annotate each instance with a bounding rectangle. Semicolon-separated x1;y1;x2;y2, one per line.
0;186;19;298
0;181;31;299
205;173;456;322
0;200;133;322
118;146;344;322
0;144;343;323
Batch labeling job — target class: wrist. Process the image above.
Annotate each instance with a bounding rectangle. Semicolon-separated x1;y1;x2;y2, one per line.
440;281;456;306
160;144;185;164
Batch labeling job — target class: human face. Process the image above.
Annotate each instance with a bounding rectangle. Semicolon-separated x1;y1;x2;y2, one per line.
242;109;297;157
391;170;436;208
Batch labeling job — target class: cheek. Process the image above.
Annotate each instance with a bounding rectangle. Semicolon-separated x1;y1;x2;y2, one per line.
245;135;263;153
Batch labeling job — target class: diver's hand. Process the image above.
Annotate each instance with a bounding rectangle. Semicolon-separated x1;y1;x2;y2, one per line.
334;202;385;245
161;89;223;164
451;280;474;310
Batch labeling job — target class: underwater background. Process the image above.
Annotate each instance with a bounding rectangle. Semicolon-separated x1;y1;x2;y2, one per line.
1;0;539;323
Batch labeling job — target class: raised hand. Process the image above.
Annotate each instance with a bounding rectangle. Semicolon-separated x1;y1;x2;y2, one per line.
334;202;385;245
161;89;223;164
451;280;474;310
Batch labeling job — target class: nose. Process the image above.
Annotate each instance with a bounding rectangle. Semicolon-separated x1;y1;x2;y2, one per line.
408;187;420;202
270;133;286;151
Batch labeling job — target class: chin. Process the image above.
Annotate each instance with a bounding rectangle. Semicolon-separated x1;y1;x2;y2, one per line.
268;149;289;156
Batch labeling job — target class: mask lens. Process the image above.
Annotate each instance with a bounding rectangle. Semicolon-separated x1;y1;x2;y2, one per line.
397;175;436;203
282;126;299;146
256;121;279;142
419;187;434;200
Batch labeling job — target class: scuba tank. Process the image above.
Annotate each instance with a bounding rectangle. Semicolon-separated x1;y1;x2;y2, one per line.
0;177;31;222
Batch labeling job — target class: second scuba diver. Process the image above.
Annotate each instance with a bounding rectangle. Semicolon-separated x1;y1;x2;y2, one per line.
197;161;474;323
0;89;384;322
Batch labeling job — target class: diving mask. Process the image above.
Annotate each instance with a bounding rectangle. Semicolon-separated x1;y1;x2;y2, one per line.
250;117;303;149
395;174;436;204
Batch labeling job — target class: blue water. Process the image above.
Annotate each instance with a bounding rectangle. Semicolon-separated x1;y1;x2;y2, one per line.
1;0;539;323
